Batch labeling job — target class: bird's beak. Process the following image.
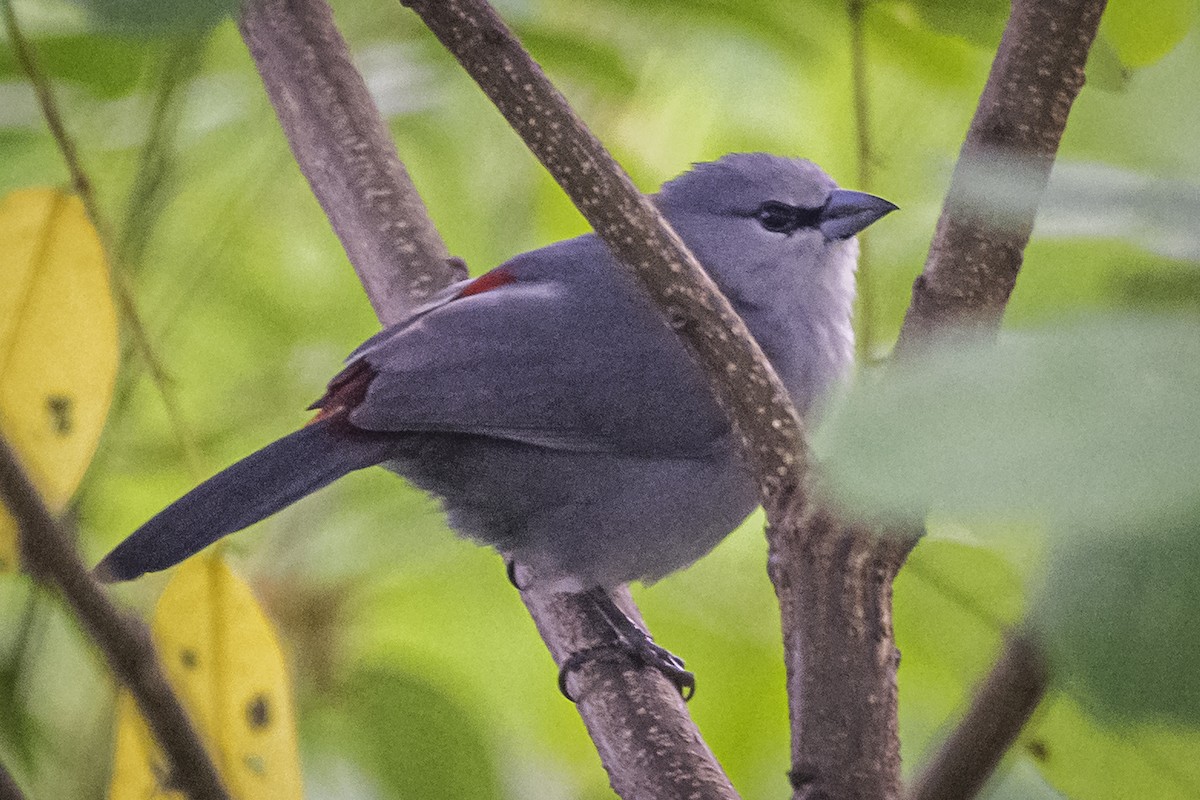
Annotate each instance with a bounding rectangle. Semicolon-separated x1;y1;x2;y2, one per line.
818;189;898;240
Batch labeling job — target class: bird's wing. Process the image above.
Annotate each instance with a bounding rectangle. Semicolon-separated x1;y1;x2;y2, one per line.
316;238;728;457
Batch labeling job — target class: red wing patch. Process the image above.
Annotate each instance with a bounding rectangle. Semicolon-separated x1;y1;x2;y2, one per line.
457;267;516;298
307;359;377;425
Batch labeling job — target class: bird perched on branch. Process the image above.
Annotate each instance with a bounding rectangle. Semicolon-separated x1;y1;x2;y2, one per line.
97;153;895;699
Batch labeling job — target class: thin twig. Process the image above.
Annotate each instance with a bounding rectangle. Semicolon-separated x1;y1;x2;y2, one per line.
847;0;877;360
1;0;204;477
0;436;229;800
237;0;739;796
908;632;1049;800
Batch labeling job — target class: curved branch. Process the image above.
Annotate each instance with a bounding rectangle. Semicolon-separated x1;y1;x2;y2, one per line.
236;0;738;797
0;438;229;800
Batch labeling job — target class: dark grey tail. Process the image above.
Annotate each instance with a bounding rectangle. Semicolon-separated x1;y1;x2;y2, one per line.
96;419;396;582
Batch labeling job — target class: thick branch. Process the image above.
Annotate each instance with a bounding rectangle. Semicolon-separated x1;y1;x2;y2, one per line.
400;0;806;502
896;0;1107;351
909;632;1049;800
0;438;229;800
237;1;737;797
238;0;461;323
768;499;913;800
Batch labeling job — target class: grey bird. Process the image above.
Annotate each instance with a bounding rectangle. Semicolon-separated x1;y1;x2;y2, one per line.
96;153;896;697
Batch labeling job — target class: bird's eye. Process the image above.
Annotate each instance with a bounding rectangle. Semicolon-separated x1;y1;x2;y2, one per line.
754;201;820;234
756;201;796;233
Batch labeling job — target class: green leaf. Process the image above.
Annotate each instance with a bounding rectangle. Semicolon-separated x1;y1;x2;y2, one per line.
907;0;1010;46
305;664;504;800
0;35;155;98
1026;693;1200;797
817;316;1200;532
70;0;236;36
1101;0;1198;69
1034;509;1200;725
1085;33;1134;93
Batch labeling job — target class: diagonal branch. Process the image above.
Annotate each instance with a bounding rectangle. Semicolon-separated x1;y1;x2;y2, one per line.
237;0;737;797
0;437;229;800
896;0;1108;352
908;632;1049;800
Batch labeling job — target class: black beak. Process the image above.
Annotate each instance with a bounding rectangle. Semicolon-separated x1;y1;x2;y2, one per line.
818;189;898;240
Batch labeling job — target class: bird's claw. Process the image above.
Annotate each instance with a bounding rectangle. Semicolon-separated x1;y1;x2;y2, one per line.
558;639;695;702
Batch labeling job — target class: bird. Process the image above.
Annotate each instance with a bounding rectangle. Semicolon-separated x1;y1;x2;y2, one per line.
96;153;895;699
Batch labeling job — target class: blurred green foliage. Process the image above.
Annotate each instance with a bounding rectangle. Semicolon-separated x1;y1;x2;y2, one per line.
0;0;1198;797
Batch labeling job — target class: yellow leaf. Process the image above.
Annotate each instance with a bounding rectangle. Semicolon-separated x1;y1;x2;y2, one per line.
109;693;185;800
108;555;304;799
0;188;118;572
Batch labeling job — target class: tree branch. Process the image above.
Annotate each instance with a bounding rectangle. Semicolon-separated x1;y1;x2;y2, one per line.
908;632;1049;800
895;0;1108;352
0;437;229;800
237;0;738;797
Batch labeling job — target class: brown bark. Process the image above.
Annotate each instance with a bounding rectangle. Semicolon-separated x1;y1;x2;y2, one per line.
0;758;25;800
897;2;1106;796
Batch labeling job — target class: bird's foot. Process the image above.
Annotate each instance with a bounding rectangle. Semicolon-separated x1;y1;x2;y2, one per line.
558;636;695;702
504;558;525;590
557;588;695;702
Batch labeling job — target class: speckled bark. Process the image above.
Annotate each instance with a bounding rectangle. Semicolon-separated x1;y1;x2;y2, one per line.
766;487;916;800
893;2;1105;797
238;2;739;798
771;0;1104;795
525;586;739;800
400;0;807;501
239;0;461;325
895;0;1107;352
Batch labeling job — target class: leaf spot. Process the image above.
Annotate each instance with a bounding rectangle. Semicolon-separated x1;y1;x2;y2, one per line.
180;649;198;669
247;694;271;729
46;394;73;435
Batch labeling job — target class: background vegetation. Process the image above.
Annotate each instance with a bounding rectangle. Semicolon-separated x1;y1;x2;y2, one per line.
0;0;1198;797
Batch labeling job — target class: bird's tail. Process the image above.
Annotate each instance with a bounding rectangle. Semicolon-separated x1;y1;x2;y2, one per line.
95;418;396;582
